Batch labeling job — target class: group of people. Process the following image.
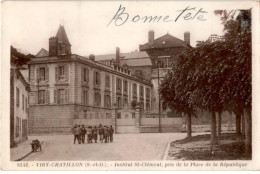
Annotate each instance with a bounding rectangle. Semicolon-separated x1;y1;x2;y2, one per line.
72;124;114;144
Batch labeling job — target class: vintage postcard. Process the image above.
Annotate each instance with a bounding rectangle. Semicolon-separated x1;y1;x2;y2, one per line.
1;0;260;171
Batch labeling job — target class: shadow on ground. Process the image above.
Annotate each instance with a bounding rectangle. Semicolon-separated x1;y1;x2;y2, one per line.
167;133;251;160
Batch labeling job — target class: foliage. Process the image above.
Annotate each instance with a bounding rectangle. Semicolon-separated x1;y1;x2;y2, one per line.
160;10;251;117
11;46;34;66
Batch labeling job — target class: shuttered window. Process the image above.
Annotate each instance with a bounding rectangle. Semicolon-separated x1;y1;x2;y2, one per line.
55;65;69;81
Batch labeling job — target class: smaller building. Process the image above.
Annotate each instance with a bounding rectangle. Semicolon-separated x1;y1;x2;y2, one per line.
10;64;29;146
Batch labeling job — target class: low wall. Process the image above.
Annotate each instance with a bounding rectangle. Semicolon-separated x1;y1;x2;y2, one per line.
74;118;113;127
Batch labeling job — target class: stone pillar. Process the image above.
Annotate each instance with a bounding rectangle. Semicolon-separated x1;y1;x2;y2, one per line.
135;105;141;133
111;107;117;133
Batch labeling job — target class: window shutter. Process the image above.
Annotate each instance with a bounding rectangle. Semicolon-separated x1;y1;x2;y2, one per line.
36;67;39;81
54;90;57;104
87;69;89;83
45;90;50;104
93;71;96;85
65;89;69;104
45;67;49;81
81;67;84;83
55;67;58;81
81;89;84;104
65;65;69;81
35;91;39;104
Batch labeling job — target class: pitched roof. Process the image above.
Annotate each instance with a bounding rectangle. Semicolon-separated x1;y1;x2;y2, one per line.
56;25;71;45
120;58;152;66
140;33;188;50
35;48;49;57
95;51;149;61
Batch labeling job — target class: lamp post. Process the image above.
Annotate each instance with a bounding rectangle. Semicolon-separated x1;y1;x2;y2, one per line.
156;60;161;133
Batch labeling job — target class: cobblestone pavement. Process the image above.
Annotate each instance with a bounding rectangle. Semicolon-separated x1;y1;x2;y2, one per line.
14;133;188;161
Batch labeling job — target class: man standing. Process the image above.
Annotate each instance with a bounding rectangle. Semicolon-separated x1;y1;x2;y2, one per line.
81;125;86;144
99;125;104;142
103;126;108;143
110;125;114;142
74;125;81;144
87;126;92;143
98;124;103;141
107;126;111;142
72;124;77;144
93;126;98;143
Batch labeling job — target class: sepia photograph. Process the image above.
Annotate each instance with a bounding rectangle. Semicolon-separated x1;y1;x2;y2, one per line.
1;1;260;170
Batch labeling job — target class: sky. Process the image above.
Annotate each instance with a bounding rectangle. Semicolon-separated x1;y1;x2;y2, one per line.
2;1;227;57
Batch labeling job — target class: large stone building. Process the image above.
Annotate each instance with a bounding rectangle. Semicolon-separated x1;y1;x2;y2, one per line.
28;25;153;134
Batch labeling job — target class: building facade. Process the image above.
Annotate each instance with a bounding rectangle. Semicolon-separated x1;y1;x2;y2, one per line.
28;26;153;134
10;65;29;146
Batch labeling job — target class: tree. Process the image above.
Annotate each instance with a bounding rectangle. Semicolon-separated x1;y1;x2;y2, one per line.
160;50;197;139
161;10;251;149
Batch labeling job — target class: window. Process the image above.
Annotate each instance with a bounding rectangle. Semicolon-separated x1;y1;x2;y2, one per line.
58;89;65;104
132;113;135;119
106;113;111;119
58;66;65;80
146;88;150;99
16;117;19;137
117;112;121;119
124;80;128;93
140;101;144;110
133;84;137;97
83;90;88;105
123;97;128;107
38;90;45;104
140;86;144;98
146;102;150;111
39;67;45;81
94;92;101;106
25;98;28;113
117;96;122;108
83;110;88;119
16;88;19;107
104;94;111;108
105;75;110;88
117;78;122;91
125;114;129;119
94;71;100;86
22;94;24;110
83;68;89;83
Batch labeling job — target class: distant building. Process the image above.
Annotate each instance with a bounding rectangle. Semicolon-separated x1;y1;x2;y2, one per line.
207;34;224;43
10;63;29;146
196;34;224;46
28;25;153;134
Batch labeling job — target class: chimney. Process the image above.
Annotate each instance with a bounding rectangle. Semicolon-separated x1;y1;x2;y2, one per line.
116;47;120;65
184;32;190;45
89;54;95;61
148;30;154;44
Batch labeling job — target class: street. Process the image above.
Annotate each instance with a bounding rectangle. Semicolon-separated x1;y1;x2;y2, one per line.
22;133;187;161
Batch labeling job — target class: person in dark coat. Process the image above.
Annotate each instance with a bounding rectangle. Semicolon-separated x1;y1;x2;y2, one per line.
109;125;114;142
87;126;92;143
103;126;108;143
74;125;81;144
107;126;111;142
93;126;98;143
98;124;103;141
81;125;86;144
72;124;78;144
99;125;104;142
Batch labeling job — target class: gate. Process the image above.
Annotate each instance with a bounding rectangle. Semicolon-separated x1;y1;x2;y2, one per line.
116;111;136;134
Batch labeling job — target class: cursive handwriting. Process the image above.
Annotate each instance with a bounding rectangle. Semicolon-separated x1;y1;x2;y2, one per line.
107;5;207;27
